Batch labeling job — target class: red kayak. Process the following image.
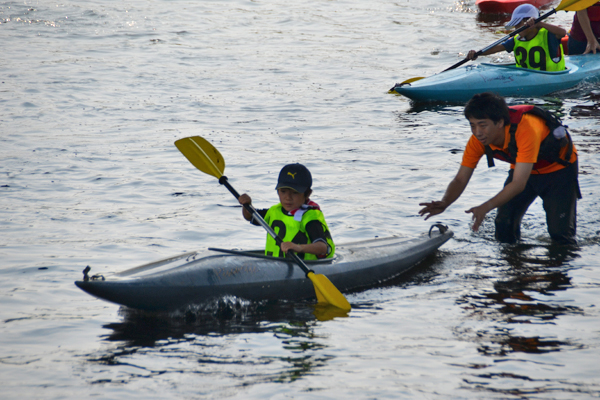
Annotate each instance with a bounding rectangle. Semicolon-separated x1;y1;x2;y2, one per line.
476;0;557;13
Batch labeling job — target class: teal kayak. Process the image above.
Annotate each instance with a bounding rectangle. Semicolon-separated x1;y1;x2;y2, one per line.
390;54;600;103
75;225;453;311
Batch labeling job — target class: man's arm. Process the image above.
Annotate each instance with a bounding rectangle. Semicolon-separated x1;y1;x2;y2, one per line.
577;9;600;54
466;162;533;231
419;165;474;220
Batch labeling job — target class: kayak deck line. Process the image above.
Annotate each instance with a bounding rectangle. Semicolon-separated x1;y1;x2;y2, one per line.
114;251;200;278
208;247;337;264
479;62;571;75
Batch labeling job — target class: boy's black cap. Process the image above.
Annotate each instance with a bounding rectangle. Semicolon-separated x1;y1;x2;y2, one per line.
275;163;312;193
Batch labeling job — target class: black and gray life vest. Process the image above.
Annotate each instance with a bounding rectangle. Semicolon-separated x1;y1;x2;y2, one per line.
485;105;574;170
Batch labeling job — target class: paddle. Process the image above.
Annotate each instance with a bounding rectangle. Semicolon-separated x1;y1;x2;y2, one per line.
396;0;598;85
174;136;351;312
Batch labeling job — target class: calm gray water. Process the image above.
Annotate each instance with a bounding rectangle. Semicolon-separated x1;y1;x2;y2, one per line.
2;0;599;398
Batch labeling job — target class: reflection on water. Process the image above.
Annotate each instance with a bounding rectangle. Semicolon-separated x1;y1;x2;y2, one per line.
499;242;580;268
103;298;320;344
461;244;583;357
401;101;461;115
454;244;589;397
570;90;600;117
89;299;335;385
88;255;441;388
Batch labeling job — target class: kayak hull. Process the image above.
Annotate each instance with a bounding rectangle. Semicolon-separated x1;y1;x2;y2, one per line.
476;0;556;14
75;226;453;311
391;54;600;103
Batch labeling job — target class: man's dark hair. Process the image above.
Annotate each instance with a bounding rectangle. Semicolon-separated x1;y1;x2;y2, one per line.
464;92;510;126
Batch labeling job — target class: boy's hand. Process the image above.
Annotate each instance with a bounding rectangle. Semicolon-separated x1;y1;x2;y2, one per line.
280;242;301;254
238;193;252;205
467;50;478;60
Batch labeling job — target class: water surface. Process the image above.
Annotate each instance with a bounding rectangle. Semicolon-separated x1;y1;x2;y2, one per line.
1;0;599;398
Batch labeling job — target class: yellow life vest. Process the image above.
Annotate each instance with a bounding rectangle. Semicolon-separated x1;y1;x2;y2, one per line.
514;28;565;72
263;203;335;260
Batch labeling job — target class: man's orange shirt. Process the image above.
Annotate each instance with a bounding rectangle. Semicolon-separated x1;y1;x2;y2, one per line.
461;114;577;175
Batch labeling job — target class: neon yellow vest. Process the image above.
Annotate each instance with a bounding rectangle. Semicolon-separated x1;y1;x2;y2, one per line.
513;28;565;72
263;204;335;260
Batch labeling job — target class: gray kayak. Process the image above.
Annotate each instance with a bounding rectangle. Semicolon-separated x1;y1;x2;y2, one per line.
75;224;453;311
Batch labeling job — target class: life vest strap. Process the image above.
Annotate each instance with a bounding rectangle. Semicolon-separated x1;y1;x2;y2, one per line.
484;105;573;170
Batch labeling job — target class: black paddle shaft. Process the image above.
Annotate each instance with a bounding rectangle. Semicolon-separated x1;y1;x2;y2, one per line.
217;176;314;276
443;9;558;72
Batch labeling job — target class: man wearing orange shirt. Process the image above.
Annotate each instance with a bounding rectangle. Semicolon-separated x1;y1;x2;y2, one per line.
419;92;580;245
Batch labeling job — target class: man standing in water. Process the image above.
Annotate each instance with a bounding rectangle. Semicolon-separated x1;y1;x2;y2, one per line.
418;92;580;245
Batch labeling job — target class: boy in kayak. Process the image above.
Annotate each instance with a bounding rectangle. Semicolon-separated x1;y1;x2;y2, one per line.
418;92;580;245
467;4;567;71
238;163;335;259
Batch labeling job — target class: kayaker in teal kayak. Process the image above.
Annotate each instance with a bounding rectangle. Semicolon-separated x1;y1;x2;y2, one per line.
238;163;335;259
568;1;600;54
467;4;567;71
419;92;580;245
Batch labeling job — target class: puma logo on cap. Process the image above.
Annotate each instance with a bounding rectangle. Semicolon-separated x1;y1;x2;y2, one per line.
276;163;312;192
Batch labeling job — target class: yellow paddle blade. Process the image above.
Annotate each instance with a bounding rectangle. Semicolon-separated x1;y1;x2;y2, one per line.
399;76;425;85
175;136;225;179
557;0;599;11
307;272;351;311
389;76;425;93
